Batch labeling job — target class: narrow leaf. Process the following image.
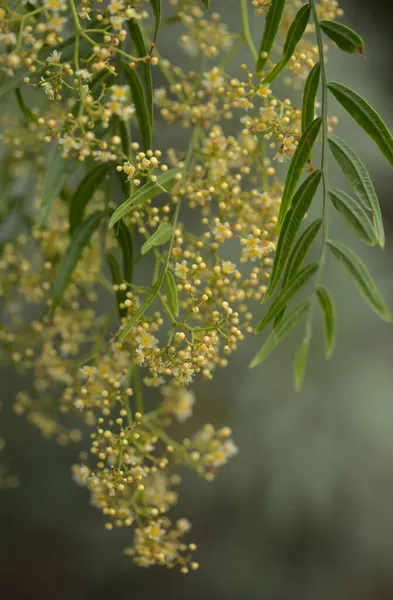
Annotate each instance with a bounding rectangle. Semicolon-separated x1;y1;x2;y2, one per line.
165;271;179;317
263;4;311;84
0;71;27;100
127;18;153;126
256;262;318;333
52;211;104;310
328;82;393;167
107;253;127;320
283;218;323;285
293;338;310;390
301;62;321;133
123;63;152;152
119;274;164;343
329;188;376;246
200;0;210;7
316;285;336;358
69;164;110;233
36;147;77;228
327;239;391;321
319;20;364;54
256;0;286;72
265;170;322;300
328;135;384;247
109;169;181;228
250;300;311;368
116;221;134;282
141;222;173;255
277;117;322;230
274;218;322;327
149;0;161;48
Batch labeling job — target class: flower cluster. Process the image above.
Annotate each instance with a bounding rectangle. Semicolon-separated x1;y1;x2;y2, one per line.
0;0;343;572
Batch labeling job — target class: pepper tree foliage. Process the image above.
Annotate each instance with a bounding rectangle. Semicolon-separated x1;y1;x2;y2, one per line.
0;0;392;571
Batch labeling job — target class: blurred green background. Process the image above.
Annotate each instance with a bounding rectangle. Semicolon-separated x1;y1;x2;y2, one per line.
2;1;393;598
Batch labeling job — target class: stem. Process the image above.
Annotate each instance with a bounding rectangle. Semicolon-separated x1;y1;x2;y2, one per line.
69;0;86;118
305;0;330;341
311;0;329;268
133;367;144;414
240;0;258;64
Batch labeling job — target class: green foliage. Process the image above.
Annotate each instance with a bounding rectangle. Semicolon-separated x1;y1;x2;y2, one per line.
141;222;173;255
328;82;393;167
118;274;165;343
108;169;181;228
52;211;104;310
328;135;384;247
263;3;311;84
255;262;319;333
316;286;336;359
116;221;134;283
327;240;391;322
301;62;321;133
123;63;153;152
149;0;161;46
319;20;364;54
127;19;154;125
252;0;392;388
69;164;111;233
256;0;286;72
293;338;310;391
277;117;322;230
265;170;322;300
250;300;311;368
164;271;179;318
107;253;128;320
36;147;77;228
328;188;376;246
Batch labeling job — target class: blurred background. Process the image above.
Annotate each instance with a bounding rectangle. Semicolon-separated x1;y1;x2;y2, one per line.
2;1;393;599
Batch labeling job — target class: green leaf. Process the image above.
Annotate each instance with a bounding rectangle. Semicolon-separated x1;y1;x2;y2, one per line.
141;222;173;255
165;270;179;317
69;164;110;233
127;18;153;126
108;169;181;228
36;146;77;228
52;211;104;310
256;262;318;333
301;62;321;133
107;253;127;320
15;87;37;123
0;70;28;100
116;221;134;283
283;218;323;285
263;3;311;84
149;0;161;47
200;0;210;7
265;170;322;301
328;135;384;247
119;274;164;343
327;239;391;321
328;82;393;168
293;338;309;391
274;218;322;327
329;188;376;246
277;117;322;230
319;20;364;54
123;63;152;152
316;285;336;358
256;0;286;72
250;299;311;368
